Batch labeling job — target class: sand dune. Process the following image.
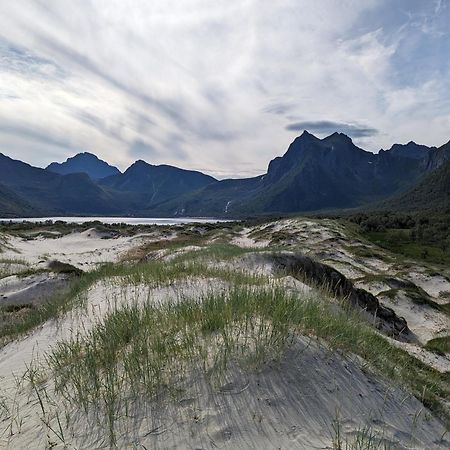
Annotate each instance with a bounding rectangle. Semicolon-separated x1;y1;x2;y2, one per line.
0;219;448;449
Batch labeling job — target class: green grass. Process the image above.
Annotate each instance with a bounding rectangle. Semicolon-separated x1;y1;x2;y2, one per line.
379;287;450;316
0;270;98;347
332;416;396;450
1;231;448;446
42;272;449;445
0;257;30;279
364;230;450;266
342;244;391;261
425;336;450;355
0;257;267;348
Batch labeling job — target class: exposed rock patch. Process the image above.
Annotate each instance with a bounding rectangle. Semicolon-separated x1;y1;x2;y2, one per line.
269;252;412;341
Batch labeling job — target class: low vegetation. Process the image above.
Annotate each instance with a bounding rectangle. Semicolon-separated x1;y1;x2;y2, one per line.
0;225;448;448
0;257;29;279
341;211;450;265
21;257;445;445
425;336;450;355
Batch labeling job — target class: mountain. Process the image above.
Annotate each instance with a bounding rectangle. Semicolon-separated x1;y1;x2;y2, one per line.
383;141;434;160
149;132;449;217
99;160;216;208
0;183;43;217
46;152;120;180
376;158;450;212
1;132;449;218
0;153;120;215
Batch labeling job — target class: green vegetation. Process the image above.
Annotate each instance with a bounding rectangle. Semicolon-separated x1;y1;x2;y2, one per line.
341;212;450;265
1;229;448;447
33;258;448;445
0;257;29;279
0;254;265;348
332;417;395;450
425;336;450;355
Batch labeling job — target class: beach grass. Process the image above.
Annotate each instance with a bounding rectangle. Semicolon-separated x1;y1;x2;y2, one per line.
1;230;448;446
43;271;449;444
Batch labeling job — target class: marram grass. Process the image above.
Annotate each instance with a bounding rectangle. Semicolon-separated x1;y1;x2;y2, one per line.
46;281;449;445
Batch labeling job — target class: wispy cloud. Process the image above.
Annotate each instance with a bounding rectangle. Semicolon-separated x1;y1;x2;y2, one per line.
0;0;449;177
285;121;378;138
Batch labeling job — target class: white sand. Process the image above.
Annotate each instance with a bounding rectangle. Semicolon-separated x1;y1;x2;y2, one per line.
0;272;70;307
1;229;153;271
0;278;447;449
0;221;449;448
406;272;450;303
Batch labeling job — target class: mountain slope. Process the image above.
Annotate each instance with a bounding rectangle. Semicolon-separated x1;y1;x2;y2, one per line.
376;158;450;212
100;160;217;208
46;152;120;180
149;132;447;217
0;153;121;215
1;132;449;218
0;183;43;217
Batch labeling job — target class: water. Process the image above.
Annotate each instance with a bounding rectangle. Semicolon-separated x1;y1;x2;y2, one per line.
0;217;231;225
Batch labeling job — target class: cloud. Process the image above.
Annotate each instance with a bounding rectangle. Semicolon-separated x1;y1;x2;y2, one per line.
0;37;66;80
263;102;296;116
0;0;449;176
129;140;161;160
285;120;379;138
0;122;77;150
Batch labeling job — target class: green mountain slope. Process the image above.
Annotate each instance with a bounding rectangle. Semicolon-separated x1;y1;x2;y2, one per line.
0;183;42;217
376;158;450;212
99;160;217;208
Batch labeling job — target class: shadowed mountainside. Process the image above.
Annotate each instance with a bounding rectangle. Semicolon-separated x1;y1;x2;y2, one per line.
374;156;450;212
99;160;217;208
148;132;450;216
46;152;121;180
0;183;43;217
1;132;449;217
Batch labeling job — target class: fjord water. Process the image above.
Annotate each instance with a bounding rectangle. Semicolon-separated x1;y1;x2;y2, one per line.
0;217;228;225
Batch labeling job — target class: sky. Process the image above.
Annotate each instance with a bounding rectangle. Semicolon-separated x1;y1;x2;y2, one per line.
0;0;449;179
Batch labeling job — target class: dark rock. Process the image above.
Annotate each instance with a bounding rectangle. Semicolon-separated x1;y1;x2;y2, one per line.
270;252;411;341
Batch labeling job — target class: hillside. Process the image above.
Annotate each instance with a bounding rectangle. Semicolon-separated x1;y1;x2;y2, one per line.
0;218;448;448
378;157;450;211
0;183;42;217
0;153;120;215
1;132;449;218
46;152;121;180
149;132;449;217
99;160;217;207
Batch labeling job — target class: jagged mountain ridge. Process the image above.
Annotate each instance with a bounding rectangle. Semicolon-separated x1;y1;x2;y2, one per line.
0;153;217;216
148;132;449;216
0;131;449;217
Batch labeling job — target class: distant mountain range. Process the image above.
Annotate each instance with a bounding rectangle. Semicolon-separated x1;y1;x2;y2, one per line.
0;132;449;218
148;132;450;216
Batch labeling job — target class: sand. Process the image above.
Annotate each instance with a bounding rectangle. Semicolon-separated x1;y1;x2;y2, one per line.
0;220;449;449
1;228;152;271
0;278;447;449
0;272;70;307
